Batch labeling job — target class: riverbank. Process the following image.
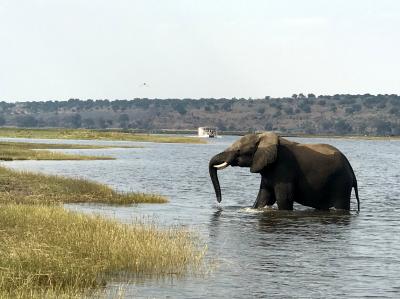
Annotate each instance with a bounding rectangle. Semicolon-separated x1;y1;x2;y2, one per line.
0;128;206;144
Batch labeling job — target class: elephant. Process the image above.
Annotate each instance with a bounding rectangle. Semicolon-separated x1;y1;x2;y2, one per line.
209;132;360;211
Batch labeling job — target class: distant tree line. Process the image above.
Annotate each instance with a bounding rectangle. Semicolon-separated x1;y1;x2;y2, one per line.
0;94;399;136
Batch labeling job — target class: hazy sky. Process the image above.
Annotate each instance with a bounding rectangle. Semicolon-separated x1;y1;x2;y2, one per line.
1;0;399;101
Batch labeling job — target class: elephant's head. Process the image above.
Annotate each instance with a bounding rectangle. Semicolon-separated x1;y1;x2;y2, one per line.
209;132;279;202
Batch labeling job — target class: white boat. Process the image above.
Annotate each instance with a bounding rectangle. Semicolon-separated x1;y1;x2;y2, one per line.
198;127;217;138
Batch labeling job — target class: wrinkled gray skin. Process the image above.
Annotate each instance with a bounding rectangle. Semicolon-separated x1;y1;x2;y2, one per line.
209;132;360;211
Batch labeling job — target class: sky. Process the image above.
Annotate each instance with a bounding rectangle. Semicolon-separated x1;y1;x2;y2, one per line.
0;0;399;101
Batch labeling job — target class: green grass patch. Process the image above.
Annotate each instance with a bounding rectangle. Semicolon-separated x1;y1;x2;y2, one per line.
0;128;206;144
0;141;124;161
0;166;167;205
0;204;205;298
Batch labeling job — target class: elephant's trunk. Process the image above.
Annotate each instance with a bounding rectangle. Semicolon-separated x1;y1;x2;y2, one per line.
209;152;230;203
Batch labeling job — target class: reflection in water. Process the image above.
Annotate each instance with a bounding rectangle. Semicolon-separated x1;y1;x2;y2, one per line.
210;209;223;224
2;137;400;298
256;209;353;233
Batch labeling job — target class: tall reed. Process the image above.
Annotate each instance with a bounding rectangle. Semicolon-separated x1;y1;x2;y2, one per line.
0;205;205;298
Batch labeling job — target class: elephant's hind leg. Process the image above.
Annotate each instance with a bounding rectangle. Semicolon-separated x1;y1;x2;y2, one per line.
332;194;351;210
331;181;352;211
275;183;294;210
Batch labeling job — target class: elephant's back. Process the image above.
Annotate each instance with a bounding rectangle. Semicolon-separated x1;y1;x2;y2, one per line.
291;143;342;171
295;143;340;157
291;143;346;183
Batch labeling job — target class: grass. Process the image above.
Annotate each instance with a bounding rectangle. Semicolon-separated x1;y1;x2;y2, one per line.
0;166;167;205
0;128;206;144
0;134;206;297
0;141;129;161
0;204;205;298
0;167;205;298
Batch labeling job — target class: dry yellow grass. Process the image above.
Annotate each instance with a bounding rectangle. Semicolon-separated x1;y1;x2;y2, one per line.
0;166;167;205
0;204;206;298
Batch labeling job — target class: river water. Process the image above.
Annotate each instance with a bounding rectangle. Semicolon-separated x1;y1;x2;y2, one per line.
2;136;400;298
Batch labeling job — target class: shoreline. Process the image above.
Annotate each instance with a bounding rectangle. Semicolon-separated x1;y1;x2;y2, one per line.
0;127;206;144
1;127;399;141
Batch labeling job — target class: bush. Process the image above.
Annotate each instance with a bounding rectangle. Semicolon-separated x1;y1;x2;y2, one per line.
334;119;352;134
270;101;282;110
299;103;311;113
321;120;333;131
15;115;39;127
284;107;294;115
82;118;95;129
222;102;232;111
301;121;316;134
363;97;383;108
257;107;265;114
64;114;82;128
173;102;187;115
377;102;386;109
390;97;400;107
273;111;282;117
345;104;361;114
339;98;356;105
389;107;400;115
375;120;392;135
264;122;273;130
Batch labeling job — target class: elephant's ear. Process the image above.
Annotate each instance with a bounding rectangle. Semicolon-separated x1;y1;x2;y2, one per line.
250;132;279;173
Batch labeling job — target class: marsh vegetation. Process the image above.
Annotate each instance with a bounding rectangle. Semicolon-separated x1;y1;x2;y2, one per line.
0;128;206;144
0;141;122;161
0;166;167;205
0;137;205;297
0;204;205;298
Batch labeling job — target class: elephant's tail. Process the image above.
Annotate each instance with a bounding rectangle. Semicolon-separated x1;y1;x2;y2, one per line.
353;176;360;212
345;155;360;212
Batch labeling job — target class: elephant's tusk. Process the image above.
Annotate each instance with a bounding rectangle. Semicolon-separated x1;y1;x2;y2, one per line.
214;162;228;170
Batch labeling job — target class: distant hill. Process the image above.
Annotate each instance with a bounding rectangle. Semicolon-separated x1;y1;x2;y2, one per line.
1;94;399;136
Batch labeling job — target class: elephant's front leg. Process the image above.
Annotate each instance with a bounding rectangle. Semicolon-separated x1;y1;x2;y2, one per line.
252;188;276;208
252;180;276;208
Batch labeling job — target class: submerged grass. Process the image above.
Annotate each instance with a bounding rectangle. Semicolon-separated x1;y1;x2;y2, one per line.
0;141;123;161
0;204;206;298
0;128;206;144
0;166;167;204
